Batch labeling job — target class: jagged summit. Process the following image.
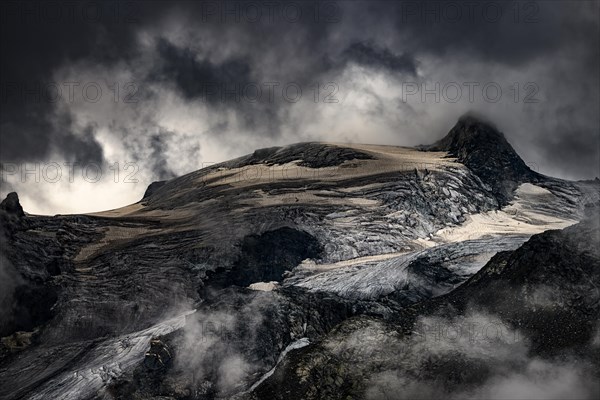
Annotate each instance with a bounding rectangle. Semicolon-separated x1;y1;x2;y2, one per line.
425;114;538;205
429;114;508;153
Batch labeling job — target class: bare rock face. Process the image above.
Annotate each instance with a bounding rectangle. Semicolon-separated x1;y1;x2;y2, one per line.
142;181;167;200
0;192;24;218
424;114;538;205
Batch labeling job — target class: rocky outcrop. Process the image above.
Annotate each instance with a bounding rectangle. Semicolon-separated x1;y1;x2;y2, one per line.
424;114;539;205
224;143;375;169
142;180;167;200
0;192;24;218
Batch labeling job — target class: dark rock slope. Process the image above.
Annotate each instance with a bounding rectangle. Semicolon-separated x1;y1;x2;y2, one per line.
249;205;600;400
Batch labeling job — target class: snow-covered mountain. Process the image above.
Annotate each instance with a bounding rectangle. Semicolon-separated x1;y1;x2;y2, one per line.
0;115;598;400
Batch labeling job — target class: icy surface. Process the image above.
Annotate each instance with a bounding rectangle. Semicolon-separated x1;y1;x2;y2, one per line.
3;311;193;400
286;236;528;301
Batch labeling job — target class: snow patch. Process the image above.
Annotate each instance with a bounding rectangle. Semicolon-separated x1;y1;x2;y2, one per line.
248;338;311;392
248;281;280;291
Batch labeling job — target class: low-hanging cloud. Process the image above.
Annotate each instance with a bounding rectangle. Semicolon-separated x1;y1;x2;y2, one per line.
171;292;270;397
334;311;600;400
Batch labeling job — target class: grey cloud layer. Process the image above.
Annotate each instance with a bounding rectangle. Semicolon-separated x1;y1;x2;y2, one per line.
0;0;598;212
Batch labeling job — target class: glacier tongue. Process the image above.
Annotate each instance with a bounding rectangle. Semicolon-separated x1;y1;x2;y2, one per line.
24;310;194;400
285;236;528;301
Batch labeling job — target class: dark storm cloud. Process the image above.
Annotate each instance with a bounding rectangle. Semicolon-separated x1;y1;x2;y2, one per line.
354;0;597;66
0;109;52;162
152;38;253;103
0;0;143;164
533;104;600;180
149;129;177;180
341;42;418;75
0;106;104;164
0;0;598;184
51;114;104;165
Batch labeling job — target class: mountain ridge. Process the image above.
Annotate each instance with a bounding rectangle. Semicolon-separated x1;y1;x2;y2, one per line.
139;115;538;209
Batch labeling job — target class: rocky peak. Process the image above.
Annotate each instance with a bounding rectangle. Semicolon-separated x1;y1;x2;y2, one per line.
142;180;167;200
425;114;537;205
432;114;506;153
0;192;25;218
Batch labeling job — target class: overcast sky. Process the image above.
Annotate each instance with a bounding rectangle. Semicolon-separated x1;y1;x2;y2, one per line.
1;0;598;214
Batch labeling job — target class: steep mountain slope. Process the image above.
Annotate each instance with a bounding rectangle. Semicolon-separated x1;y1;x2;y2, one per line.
423;114;539;205
0;116;597;400
249;205;600;400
